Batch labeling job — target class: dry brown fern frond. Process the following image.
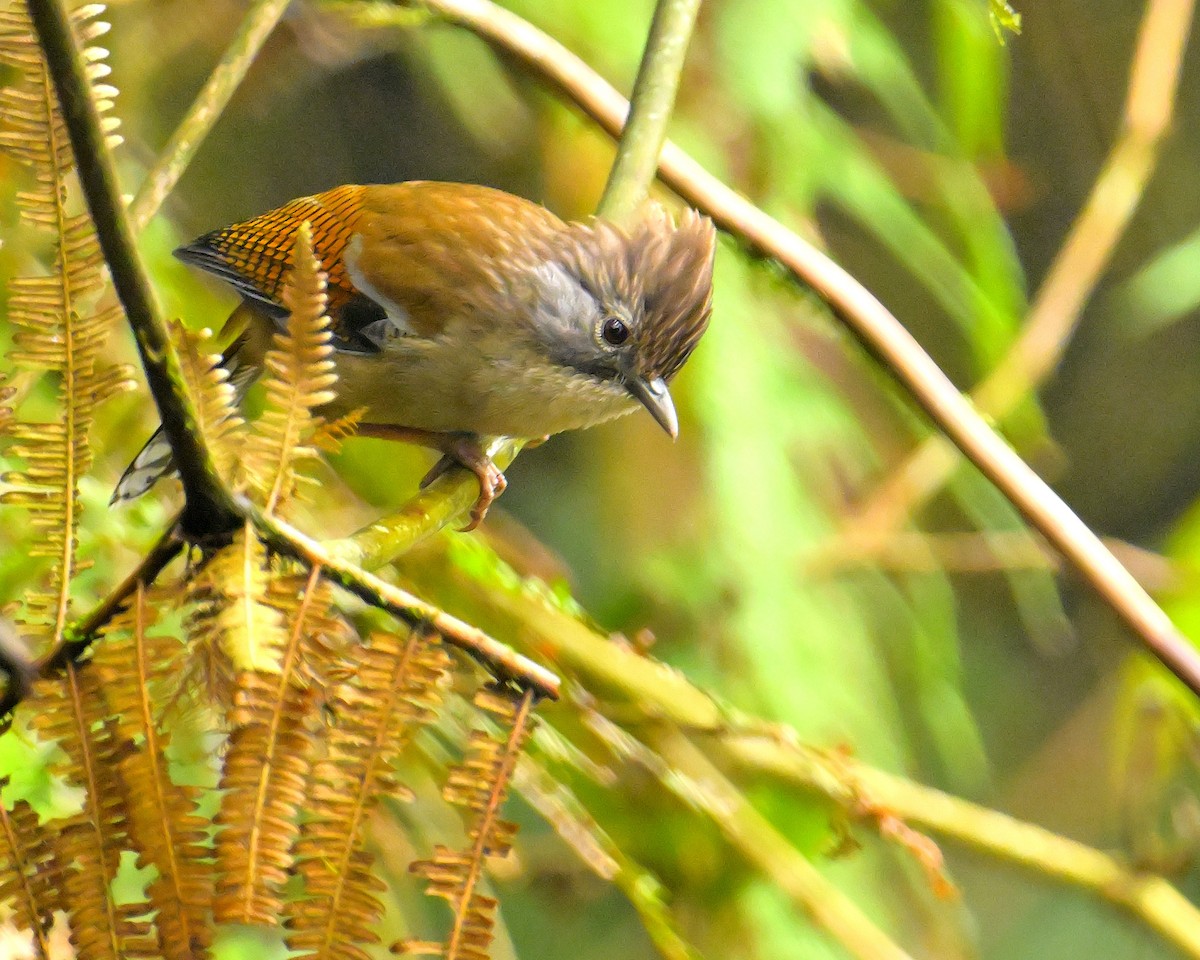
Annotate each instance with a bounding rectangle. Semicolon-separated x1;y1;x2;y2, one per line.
0;2;132;646
244;222;338;516
310;406;366;455
186;521;284;687
267;567;351;695
89;584;214;960
25;664;155;960
210;564;330;927
172;320;247;494
286;627;450;960
401;686;537;960
0;782;62;958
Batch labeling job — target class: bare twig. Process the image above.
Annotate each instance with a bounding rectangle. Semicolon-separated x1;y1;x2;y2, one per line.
27;0;240;534
42;520;186;673
596;0;701;224
837;0;1196;558
375;0;1200;698
128;0;294;231
810;530;1179;591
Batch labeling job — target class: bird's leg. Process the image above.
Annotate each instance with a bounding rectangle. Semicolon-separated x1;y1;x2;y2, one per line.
356;424;506;531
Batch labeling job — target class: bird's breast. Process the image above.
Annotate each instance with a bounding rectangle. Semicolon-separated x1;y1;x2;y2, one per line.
323;328;637;438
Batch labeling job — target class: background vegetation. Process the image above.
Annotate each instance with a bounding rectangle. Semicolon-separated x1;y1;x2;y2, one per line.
4;0;1200;958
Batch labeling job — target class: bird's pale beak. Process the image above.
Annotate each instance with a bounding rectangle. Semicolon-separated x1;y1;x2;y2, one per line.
627;375;678;439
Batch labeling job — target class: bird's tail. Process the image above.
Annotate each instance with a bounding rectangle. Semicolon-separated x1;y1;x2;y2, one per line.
111;426;175;504
110;318;267;505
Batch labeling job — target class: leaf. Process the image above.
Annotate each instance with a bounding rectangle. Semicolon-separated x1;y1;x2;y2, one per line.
243;222;338;516
0;2;133;647
402;686;536;960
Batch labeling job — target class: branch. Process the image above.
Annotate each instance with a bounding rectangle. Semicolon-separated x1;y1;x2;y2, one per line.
326;438;523;569
725;736;1200;960
373;0;1200;698
838;0;1197;561
245;502;560;699
128;0;295;232
42;521;186;673
596;0;701;223
27;0;240;534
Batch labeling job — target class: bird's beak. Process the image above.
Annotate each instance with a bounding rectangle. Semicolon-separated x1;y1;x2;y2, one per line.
626;375;678;439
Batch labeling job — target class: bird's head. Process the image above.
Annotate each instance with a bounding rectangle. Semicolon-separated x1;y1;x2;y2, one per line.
514;205;716;438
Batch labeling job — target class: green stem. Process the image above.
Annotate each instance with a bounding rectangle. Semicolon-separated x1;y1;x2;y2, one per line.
128;0;294;232
330;439;523;569
27;0;240;534
596;0;702;223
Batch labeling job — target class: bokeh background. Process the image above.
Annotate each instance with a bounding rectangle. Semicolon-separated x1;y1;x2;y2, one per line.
5;0;1200;957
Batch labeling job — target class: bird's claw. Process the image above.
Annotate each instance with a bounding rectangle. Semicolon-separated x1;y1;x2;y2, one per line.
418;436;507;531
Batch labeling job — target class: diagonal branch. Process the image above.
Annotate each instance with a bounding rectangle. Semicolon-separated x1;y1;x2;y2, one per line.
27;0;240;535
245;503;560;699
402;543;1200;960
836;0;1197;562
128;0;294;232
725;736;1200;960
364;0;1200;698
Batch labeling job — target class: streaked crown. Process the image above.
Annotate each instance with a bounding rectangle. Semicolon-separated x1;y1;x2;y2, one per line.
531;205;717;383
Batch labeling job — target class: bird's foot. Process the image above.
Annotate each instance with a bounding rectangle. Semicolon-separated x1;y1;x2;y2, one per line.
418;433;507;531
358;424;507;530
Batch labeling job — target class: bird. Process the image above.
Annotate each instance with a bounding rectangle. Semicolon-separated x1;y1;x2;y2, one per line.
113;181;717;529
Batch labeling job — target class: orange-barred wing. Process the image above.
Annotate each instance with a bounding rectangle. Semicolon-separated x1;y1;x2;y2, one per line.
175;184;381;347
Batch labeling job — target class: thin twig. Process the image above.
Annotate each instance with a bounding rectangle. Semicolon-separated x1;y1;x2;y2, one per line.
27;0;240;534
837;0;1196;558
41;519;186;673
128;0;294;232
809;530;1179;591
246;503;560;699
376;0;1200;698
596;0;701;224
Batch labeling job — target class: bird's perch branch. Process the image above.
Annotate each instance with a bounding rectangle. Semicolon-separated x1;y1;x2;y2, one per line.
27;0;241;534
369;0;1200;698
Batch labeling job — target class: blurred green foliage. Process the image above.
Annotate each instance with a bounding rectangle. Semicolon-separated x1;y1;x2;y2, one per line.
5;0;1200;958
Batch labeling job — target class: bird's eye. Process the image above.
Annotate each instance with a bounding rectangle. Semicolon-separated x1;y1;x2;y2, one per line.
601;316;630;346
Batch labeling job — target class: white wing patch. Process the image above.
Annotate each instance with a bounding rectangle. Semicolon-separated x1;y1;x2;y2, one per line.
345;233;415;345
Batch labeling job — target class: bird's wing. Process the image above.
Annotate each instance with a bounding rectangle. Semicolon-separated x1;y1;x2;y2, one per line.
175;184;387;353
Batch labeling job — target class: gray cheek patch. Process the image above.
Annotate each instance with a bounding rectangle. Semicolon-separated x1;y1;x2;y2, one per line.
529;261;600;334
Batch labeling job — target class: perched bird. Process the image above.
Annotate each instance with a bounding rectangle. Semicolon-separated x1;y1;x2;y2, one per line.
114;181;716;528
